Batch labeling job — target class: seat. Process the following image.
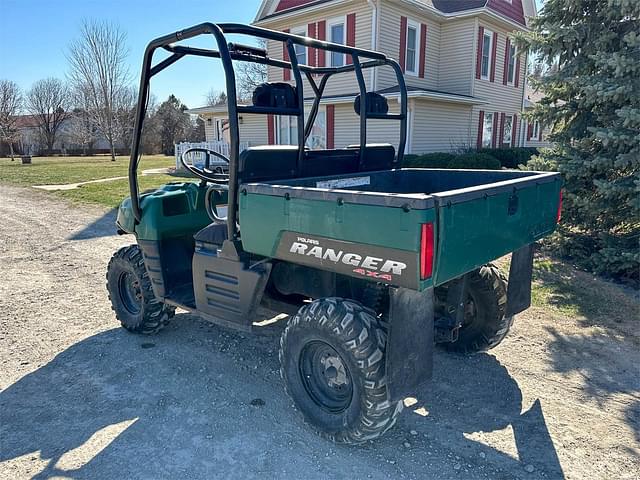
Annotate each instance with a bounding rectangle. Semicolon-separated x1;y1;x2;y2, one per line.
193;223;228;245
238;145;298;183
346;144;396;171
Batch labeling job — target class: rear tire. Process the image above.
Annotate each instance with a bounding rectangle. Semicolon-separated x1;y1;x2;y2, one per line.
279;298;402;444
106;245;174;334
444;263;512;354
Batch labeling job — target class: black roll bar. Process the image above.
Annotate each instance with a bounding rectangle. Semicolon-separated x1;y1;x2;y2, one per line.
128;22;408;244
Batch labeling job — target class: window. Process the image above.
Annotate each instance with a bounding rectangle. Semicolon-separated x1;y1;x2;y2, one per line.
277;116;297;145
507;44;517;85
405;21;419;75
329;19;345;67
482;112;494;147
503;115;513;145
277;107;326;149
307;108;326;149
291;27;306;65
532;121;540;140
481;30;493;80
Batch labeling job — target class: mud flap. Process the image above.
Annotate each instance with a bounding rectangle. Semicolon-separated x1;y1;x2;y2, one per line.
386;287;434;402
506;243;535;317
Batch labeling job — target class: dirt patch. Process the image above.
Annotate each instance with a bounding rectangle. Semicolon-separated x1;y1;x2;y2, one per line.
1;184;638;479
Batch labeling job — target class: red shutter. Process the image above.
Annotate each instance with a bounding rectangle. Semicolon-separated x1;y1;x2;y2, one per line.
512;114;518;147
491;112;499;147
267;115;275;145
326;105;335;149
399;16;408;72
317;20;326;67
419;23;427;78
503;38;510;85
308;23;317;67
499;113;505;147
475;26;484;79
346;13;356;65
477;110;485;149
490;32;498;82
515;54;521;88
283;29;291;81
527;122;533;141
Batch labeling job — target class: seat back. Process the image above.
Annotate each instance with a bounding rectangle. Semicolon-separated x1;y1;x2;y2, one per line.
238;145;298;183
347;143;396;171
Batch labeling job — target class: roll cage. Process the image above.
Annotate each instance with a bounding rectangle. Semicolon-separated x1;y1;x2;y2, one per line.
129;22;408;242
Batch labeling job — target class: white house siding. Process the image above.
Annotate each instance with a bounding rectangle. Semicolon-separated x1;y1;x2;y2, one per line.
333;101;401;149
411;99;473;153
261;0;373;97
438;19;476;95
470;18;527;147
201;113;268;146
375;1;441;92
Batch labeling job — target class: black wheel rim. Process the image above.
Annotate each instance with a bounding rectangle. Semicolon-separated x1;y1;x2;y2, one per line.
462;293;478;327
299;341;353;414
118;271;142;315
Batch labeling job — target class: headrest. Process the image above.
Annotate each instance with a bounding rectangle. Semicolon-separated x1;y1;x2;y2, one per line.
354;92;389;116
252;82;298;109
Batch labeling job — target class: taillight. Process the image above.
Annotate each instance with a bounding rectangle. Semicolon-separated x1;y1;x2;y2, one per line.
556;189;563;223
420;223;434;279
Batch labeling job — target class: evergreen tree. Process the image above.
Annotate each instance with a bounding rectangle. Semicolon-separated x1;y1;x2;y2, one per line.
520;0;639;282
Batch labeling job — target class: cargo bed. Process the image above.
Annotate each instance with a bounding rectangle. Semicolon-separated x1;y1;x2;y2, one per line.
239;168;562;290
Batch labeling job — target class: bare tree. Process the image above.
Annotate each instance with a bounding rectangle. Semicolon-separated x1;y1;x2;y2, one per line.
205;89;227;107
235;40;268;101
26;78;71;155
67;19;130;161
113;86;138;154
68;85;98;155
0;79;22;159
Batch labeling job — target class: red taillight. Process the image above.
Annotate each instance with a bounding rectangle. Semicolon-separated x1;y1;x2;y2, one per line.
556;189;563;223
420;222;434;279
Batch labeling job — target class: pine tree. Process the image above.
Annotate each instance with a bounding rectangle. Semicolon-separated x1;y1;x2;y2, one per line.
519;0;640;282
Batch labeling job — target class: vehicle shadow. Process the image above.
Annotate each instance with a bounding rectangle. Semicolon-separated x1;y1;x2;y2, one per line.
0;313;563;479
67;209;118;241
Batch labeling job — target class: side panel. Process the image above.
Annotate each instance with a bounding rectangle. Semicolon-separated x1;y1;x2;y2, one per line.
434;178;561;285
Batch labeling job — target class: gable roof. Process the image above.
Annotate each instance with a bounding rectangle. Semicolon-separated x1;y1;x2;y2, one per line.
256;0;536;27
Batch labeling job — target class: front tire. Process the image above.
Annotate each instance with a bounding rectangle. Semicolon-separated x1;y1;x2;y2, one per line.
279;298;403;444
106;245;174;334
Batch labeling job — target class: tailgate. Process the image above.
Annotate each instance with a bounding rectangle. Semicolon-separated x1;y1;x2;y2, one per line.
432;171;562;286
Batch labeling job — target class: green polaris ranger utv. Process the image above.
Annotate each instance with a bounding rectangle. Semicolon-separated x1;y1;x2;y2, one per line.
107;23;562;444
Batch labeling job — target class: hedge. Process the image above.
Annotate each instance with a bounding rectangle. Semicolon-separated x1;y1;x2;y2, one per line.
403;152;500;170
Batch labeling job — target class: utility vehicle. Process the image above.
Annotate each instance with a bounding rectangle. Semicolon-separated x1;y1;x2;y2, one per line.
107;23;562;444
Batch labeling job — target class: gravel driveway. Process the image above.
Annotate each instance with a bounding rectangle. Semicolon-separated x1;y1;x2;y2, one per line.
1;184;638;479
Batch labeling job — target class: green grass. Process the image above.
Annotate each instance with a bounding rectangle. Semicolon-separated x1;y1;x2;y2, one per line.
0;155;175;186
55;174;194;209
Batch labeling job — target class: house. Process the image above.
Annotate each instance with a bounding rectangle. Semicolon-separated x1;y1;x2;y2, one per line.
186;0;539;155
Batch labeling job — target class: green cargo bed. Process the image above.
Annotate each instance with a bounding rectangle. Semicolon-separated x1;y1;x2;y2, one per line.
239;168;562;291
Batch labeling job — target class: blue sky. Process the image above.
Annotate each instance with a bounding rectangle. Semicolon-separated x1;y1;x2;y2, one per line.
0;0;263;109
1;0;544;110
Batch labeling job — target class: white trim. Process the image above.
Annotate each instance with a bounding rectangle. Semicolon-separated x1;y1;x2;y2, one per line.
506;43;517;86
404;19;420;77
327;15;347;67
254;0;354;25
480;28;493;81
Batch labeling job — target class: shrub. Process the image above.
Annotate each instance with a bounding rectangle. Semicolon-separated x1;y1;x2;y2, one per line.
402;151;501;170
478;147;538;168
449;152;501;170
403;152;456;168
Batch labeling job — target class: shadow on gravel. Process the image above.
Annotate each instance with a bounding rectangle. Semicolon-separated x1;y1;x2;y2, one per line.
67;209;118;241
0;313;563;479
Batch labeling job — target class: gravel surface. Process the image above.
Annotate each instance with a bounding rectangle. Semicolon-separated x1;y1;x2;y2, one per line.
1;184;638;479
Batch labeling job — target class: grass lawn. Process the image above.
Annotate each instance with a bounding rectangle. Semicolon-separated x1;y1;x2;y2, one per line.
55;174;195;209
0;155;175;186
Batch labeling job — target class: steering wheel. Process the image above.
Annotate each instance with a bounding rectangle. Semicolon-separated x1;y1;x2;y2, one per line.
180;147;230;185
